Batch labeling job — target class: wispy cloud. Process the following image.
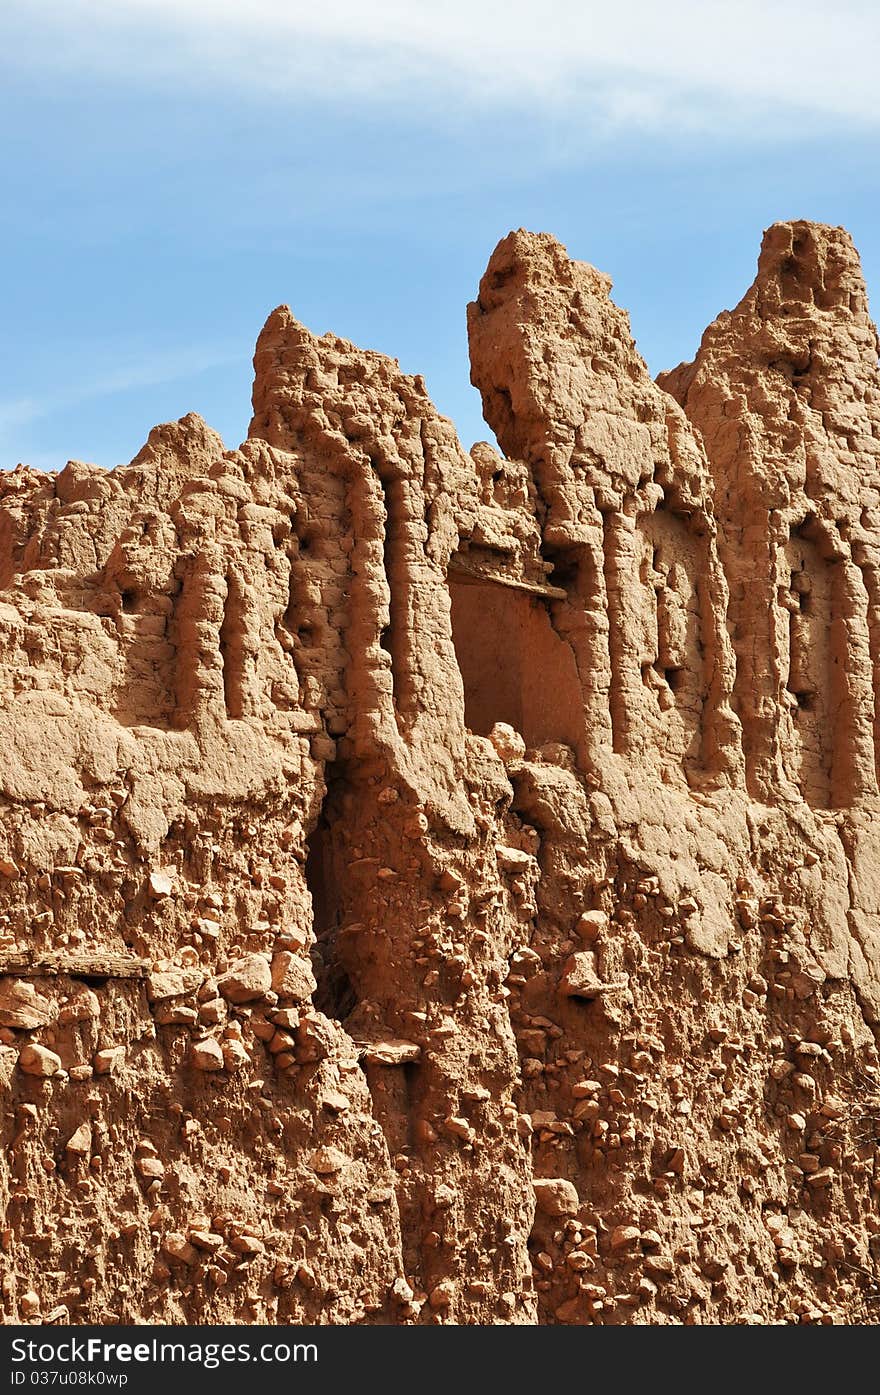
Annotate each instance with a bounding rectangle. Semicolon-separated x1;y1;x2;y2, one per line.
0;344;239;443
4;0;879;137
0;399;40;435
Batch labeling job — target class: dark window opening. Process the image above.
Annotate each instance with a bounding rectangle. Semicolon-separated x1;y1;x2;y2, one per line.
305;791;356;1023
379;475;412;723
305;818;332;940
543;544;582;593
283;561;298;631
785;522;837;806
664;667;684;693
219;574;246;720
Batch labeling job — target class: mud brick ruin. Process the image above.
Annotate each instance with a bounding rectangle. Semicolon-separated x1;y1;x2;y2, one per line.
3;220;880;1325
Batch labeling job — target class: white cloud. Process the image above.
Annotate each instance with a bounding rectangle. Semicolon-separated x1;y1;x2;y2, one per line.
5;0;879;135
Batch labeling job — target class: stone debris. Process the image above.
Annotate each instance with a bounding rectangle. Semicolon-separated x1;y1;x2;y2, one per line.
609;1225;641;1253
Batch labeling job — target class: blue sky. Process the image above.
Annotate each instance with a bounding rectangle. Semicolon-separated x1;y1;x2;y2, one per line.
1;0;879;471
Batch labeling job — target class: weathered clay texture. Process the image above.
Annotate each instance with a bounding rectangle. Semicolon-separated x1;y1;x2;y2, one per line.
3;221;880;1325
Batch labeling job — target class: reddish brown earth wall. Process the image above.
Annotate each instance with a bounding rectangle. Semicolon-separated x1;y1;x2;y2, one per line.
3;221;880;1325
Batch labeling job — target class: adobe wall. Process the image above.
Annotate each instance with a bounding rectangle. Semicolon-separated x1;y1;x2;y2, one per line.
2;221;880;1325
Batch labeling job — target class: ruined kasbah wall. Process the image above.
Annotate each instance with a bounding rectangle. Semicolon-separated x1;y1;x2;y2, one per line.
2;221;880;1327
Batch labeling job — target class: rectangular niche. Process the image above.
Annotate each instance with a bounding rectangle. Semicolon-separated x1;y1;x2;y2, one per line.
448;573;585;758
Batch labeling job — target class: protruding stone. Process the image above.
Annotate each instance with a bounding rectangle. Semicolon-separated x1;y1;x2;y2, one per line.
147;967;202;1003
0;980;53;1029
428;1279;454;1309
162;1233;199;1265
18;1044;62;1077
190;1038;224;1071
559;953;603;999
148;869;175;898
136;1156;165;1181
93;1047;125;1075
575;911;608;942
496;846;533;874
270;950;316;1003
488;723;526;764
308;1146;348;1175
359;1038;421;1066
532;1178;579;1217
221;1038;250;1070
65;1122;92;1155
216;955;272;1004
